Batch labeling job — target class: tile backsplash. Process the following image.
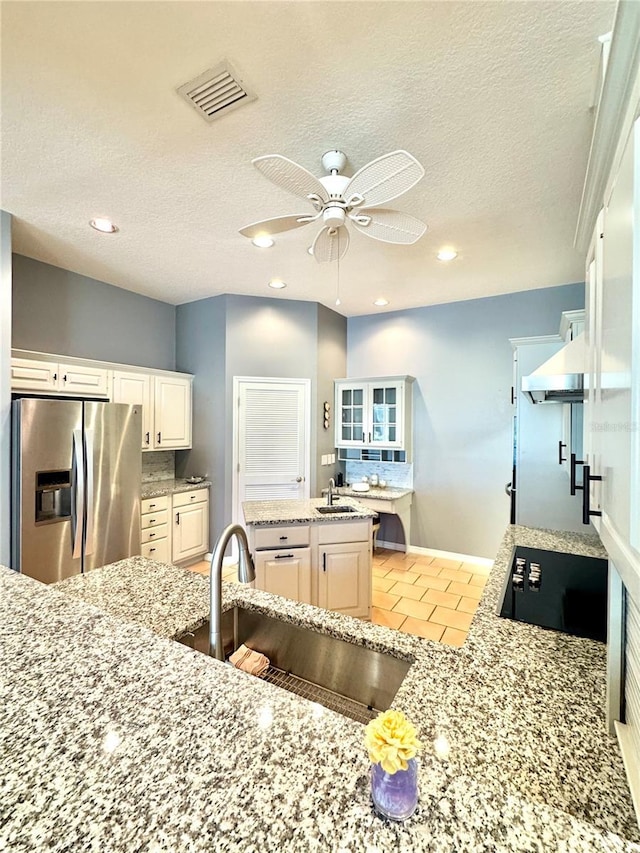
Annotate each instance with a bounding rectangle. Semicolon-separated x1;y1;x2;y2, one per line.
141;451;175;483
345;461;413;490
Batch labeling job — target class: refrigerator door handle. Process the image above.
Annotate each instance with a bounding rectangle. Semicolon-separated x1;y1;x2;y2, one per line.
84;429;95;556
72;429;85;560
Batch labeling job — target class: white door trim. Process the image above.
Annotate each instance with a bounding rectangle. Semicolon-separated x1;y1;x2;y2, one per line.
232;376;311;528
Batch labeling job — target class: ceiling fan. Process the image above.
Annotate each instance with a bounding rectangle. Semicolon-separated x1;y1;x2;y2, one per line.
239;149;427;263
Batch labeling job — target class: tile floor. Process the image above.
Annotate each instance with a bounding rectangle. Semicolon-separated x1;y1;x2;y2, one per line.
370;548;491;646
186;549;491;648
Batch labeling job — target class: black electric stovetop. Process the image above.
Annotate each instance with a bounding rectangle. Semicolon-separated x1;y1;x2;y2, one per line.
498;546;608;642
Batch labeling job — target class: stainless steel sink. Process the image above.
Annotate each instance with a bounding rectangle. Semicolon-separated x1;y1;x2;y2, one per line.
316;504;358;514
178;607;411;724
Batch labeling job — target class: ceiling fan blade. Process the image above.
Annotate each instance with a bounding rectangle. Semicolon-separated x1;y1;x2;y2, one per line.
344;150;425;208
253;155;330;205
349;208;427;244
239;213;317;239
312;225;350;264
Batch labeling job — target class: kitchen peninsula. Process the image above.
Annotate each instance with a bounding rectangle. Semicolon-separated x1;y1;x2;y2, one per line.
242;497;375;618
1;524;639;851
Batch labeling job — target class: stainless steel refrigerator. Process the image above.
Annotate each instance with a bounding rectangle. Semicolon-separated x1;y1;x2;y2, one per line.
12;398;141;583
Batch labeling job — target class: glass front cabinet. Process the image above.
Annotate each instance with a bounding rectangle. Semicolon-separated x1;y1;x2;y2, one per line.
334;376;414;452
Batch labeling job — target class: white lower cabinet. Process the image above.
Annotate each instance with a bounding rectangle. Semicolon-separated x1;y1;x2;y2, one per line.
318;542;371;617
248;518;372;617
140;495;171;562
255;547;312;604
172;490;209;563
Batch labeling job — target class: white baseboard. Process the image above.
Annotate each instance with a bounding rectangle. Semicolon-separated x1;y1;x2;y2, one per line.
376;539;493;567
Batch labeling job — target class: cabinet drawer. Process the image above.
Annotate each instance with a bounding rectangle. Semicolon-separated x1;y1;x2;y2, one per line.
141;509;168;529
141;538;170;562
141;523;168;543
252;525;310;550
173;489;208;508
141;495;169;514
317;520;371;545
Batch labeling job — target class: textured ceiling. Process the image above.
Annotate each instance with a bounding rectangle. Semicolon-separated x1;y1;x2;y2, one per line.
1;1;614;316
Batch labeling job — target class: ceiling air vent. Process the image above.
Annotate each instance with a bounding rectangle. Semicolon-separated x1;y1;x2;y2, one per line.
177;61;256;123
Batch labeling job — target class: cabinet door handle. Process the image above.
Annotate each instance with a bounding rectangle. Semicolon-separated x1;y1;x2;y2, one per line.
510;386;514;405
582;465;603;525
190;495;196;500
279;536;288;540
149;532;156;538
149;519;156;523
322;552;326;572
362;432;365;443
63;374;68;382
53;372;57;381
558;441;566;464
176;512;180;525
145;432;150;444
275;553;294;560
369;432;372;443
149;547;156;552
149;504;156;509
157;432;161;444
570;453;584;495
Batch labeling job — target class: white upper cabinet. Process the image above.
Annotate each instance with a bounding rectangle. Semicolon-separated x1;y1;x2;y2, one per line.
12;357;109;397
112;371;153;449
153;375;192;449
583;120;640;570
335;376;413;452
12;350;193;452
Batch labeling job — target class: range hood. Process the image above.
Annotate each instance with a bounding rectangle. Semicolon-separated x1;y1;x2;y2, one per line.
521;332;586;404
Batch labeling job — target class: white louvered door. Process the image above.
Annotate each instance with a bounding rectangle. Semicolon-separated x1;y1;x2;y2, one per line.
622;593;640;805
234;378;310;526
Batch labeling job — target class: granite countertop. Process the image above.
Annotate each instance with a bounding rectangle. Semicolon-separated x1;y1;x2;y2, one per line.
2;525;639;851
322;485;414;501
141;478;211;499
242;497;377;525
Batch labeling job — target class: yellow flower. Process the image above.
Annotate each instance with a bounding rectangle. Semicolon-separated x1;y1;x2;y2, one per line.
364;709;422;774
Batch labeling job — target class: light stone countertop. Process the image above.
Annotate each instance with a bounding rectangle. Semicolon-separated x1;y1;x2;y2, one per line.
141;478;211;499
1;524;639;851
332;485;413;501
242;496;377;525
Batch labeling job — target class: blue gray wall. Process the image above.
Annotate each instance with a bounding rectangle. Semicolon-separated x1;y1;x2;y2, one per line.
12;255;176;370
176;294;347;543
347;283;585;559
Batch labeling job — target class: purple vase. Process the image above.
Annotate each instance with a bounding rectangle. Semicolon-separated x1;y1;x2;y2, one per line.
370;758;418;821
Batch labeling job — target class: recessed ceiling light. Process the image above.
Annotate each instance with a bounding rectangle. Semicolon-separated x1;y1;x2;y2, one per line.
268;279;287;290
89;217;118;234
437;248;457;261
252;235;274;248
373;298;389;307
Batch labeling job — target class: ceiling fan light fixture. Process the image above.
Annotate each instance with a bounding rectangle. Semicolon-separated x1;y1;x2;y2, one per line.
437;247;458;261
240;149;427;265
373;298;389;307
90;217;118;234
251;235;274;248
268;278;286;290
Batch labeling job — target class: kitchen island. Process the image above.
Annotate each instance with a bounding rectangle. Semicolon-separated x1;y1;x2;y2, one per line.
243;497;375;618
1;525;639;851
